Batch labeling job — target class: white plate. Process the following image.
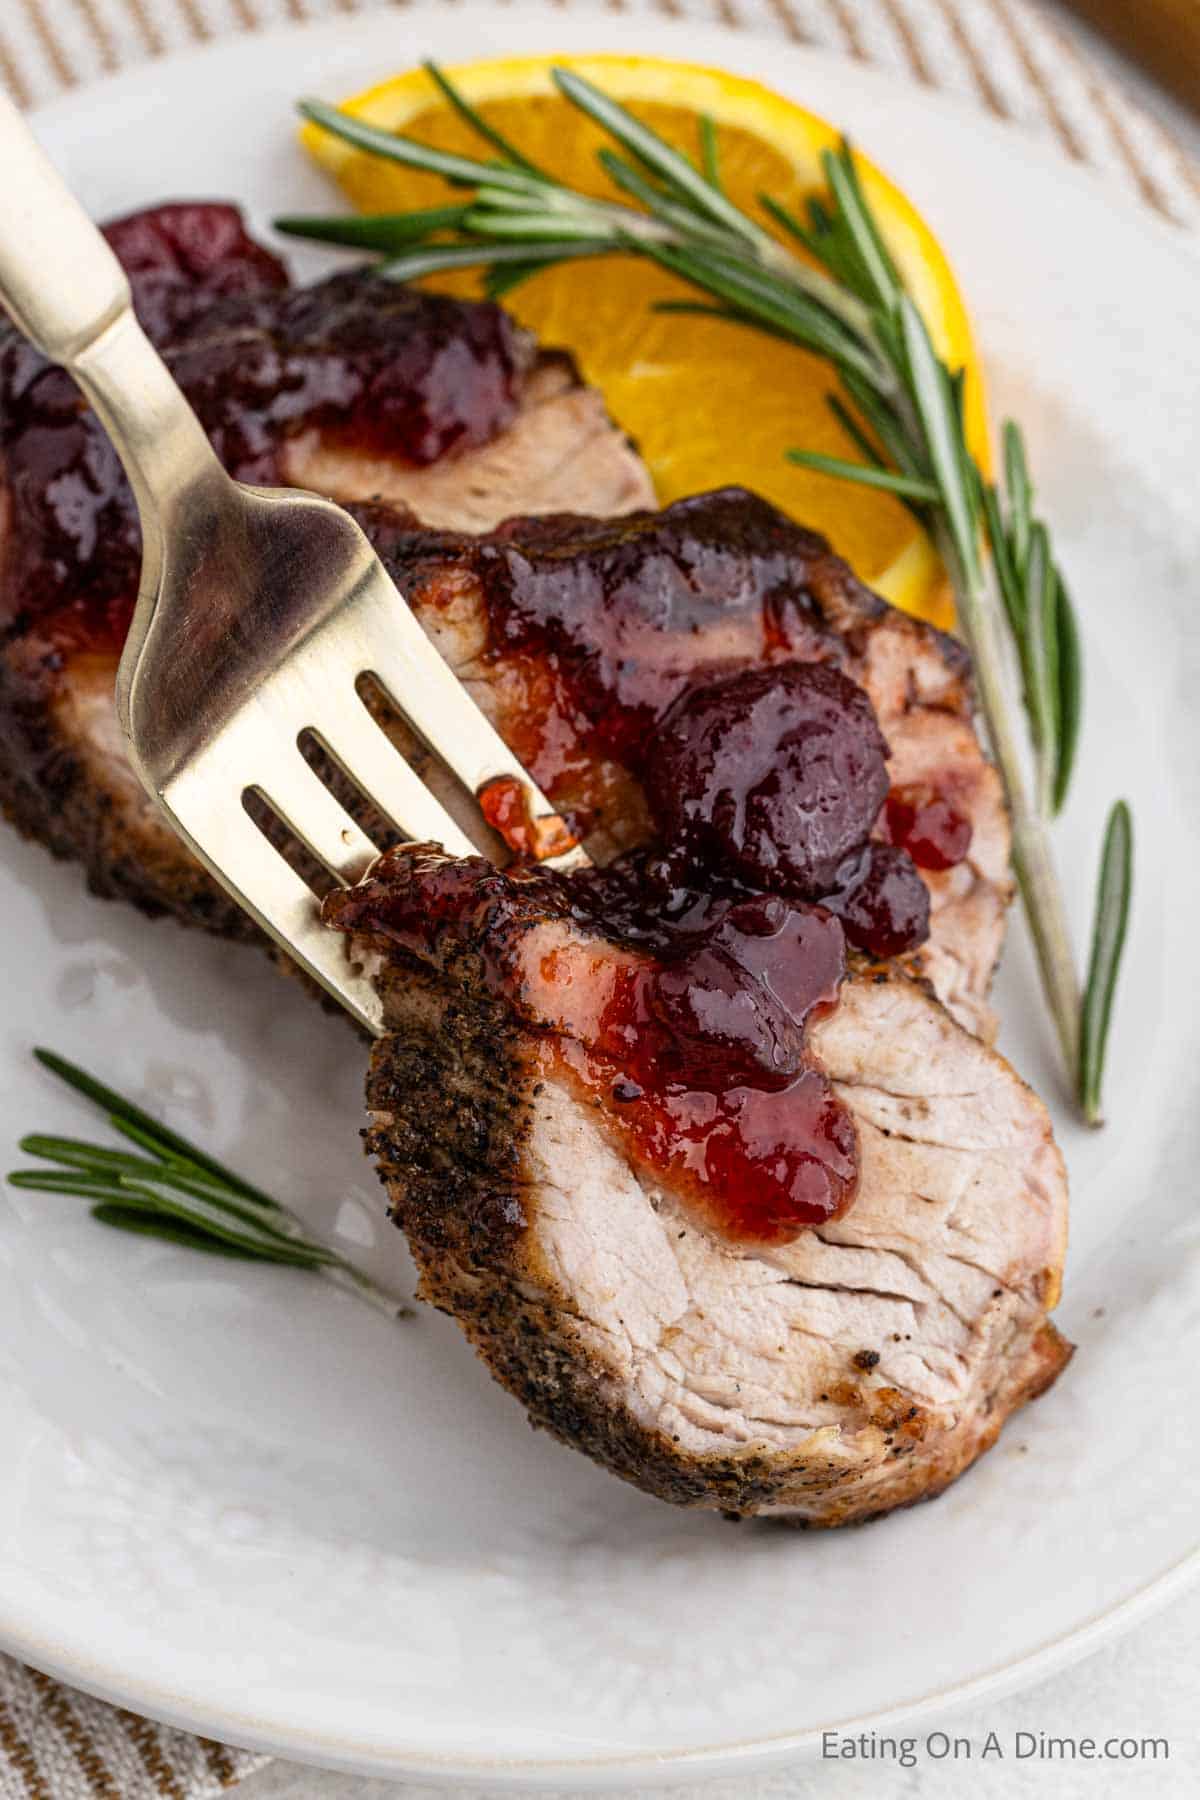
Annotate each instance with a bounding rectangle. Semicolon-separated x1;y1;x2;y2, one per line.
2;5;1199;1787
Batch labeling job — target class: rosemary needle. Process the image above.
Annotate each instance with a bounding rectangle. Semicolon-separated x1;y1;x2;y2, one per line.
7;1050;402;1316
1079;803;1133;1127
284;64;1133;1119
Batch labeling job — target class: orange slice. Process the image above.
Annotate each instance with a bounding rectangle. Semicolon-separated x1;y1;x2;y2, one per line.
302;55;990;627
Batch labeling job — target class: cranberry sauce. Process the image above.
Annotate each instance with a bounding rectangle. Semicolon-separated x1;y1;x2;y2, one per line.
324;497;960;1242
162;270;527;478
470;490;847;782
0;202;528;648
884;783;973;871
819;843;931;961
579;835;931;968
326;849;858;1243
101;203;290;341
413;491;933;963
571;892;857;1243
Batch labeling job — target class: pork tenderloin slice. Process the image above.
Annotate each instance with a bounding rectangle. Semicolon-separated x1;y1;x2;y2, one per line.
366;490;1013;1033
0;631;257;933
346;855;1068;1526
0;355;652;929
287;355;653;533
882;706;1010;1039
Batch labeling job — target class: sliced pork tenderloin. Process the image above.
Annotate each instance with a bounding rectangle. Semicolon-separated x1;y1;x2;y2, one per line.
289;351;651;530
359;489;1012;1035
328;847;1069;1525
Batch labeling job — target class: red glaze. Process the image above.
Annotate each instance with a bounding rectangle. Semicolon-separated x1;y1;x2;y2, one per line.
327;850;858;1245
587;896;845;1091
884;783;973;871
0;203;528;649
363;493;935;967
101;202;290;341
567;839;929;966
562;1037;857;1244
354;492;938;964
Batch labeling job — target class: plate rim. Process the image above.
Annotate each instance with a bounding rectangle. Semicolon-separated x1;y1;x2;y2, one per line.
3;4;1200;1785
2;1540;1198;1787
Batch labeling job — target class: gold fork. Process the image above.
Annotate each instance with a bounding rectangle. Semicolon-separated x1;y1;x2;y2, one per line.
0;98;586;1035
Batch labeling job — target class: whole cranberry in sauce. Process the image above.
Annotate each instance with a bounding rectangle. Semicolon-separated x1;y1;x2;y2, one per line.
645;661;891;896
822;843;931;961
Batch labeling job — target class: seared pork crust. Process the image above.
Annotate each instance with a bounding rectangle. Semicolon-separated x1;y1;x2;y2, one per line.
363;943;1070;1525
0;629;256;933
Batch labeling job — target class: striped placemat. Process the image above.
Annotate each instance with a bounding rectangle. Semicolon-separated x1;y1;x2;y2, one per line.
0;3;1195;1797
1;0;1197;222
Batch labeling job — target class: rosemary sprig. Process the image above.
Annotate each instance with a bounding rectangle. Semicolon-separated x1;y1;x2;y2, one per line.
981;425;1083;817
6;1049;401;1314
284;64;1133;1120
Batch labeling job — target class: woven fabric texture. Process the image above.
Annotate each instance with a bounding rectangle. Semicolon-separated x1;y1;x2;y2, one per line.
1;0;1197;220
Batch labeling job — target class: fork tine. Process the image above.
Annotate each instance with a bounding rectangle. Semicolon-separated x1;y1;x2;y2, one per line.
251;748;382;887
164;774;385;1033
353;583;560;816
308;695;479;858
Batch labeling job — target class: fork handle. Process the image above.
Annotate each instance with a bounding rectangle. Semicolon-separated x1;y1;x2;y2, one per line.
0;92;227;542
0;92;132;362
